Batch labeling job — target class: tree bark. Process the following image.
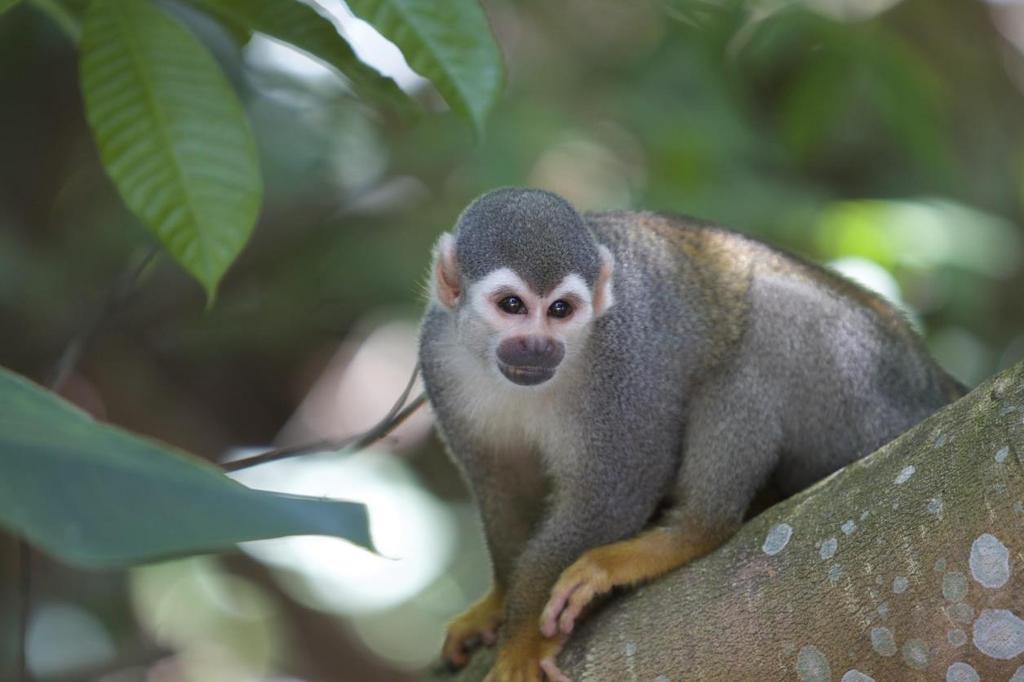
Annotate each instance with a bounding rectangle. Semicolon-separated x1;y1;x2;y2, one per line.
425;360;1024;681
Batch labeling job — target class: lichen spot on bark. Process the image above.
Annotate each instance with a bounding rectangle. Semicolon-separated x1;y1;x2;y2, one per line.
870;627;897;657
762;523;793;556
942;572;968;602
894;465;915;485
972;609;1024;659
969;533;1010;589
827;564;843;585
796;645;830;682
946;661;980;682
901;639;928;670
948;602;975;624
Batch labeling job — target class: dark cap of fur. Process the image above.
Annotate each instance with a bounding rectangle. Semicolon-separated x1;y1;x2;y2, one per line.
453;188;600;293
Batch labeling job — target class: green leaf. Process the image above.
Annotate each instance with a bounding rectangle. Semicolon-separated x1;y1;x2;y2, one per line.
344;0;503;135
0;367;374;569
186;0;413;115
80;0;262;301
196;3;254;48
1;0;22;15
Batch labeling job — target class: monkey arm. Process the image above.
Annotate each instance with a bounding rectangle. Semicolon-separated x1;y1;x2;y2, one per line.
542;366;785;638
437;426;546;668
490;463;667;681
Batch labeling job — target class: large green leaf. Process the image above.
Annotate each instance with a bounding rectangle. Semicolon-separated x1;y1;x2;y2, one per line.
344;0;502;135
0;367;373;569
80;0;262;301
186;0;413;115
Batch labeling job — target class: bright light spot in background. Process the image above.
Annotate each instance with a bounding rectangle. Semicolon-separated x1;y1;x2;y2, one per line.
816;199;1024;277
319;1;429;92
528;129;645;211
230;450;457;614
219;317;457;668
28;602;116;678
987;0;1024;58
131;557;277;680
828;256;903;305
246;34;337;86
244;1;428;93
276;320;432;449
801;0;904;21
827;256;921;329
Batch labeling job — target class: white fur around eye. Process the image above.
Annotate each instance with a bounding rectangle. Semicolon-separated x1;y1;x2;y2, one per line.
467;268;531;324
550;274;592;306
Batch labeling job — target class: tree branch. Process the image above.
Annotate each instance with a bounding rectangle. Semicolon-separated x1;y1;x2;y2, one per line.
427;360;1024;681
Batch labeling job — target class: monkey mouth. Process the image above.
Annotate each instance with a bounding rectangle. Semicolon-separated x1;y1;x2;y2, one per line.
498;363;556;386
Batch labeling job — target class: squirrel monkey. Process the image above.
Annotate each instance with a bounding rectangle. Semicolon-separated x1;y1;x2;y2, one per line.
418;188;964;681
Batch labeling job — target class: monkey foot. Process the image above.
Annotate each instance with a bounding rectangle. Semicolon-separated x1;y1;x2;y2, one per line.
540;552;614;638
484;632;567;682
442;588;505;668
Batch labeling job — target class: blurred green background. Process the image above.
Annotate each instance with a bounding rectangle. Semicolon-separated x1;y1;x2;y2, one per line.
2;0;1023;679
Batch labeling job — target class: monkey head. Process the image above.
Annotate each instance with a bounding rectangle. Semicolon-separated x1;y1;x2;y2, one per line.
430;188;615;387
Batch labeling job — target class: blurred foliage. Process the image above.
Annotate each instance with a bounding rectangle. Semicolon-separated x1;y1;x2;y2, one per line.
2;0;1024;679
25;0;501;299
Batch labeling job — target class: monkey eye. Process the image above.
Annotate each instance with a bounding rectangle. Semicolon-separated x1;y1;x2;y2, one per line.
497;296;526;315
548;300;573;319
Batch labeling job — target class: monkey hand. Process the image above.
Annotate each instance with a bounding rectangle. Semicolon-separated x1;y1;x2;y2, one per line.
484;627;568;682
443;587;506;668
540;549;616;638
542;528;724;637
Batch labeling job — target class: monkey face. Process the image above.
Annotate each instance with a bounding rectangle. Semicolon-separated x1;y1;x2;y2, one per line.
428;194;616;388
432;236;615;388
471;267;582;386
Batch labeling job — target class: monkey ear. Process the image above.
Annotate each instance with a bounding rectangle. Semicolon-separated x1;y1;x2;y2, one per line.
593;245;616;317
432;233;460;309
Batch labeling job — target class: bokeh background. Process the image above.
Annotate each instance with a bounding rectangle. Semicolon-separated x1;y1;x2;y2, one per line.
2;0;1024;679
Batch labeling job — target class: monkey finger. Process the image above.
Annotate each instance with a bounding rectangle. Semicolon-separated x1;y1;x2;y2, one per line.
442;635;471;668
540;657;572;682
557;582;599;635
540;580;582;638
444;650;467;670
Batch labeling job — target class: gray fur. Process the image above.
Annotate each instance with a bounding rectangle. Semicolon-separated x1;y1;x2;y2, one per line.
419;188;963;641
453;187;601;293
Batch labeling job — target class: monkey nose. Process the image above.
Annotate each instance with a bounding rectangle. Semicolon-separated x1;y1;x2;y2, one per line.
497;336;565;370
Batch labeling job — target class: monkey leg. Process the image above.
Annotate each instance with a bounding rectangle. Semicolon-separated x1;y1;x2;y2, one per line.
540;525;732;637
484;622;567;682
443;586;506;668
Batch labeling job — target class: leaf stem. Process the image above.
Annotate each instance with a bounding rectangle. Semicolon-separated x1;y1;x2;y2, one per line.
28;0;81;42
